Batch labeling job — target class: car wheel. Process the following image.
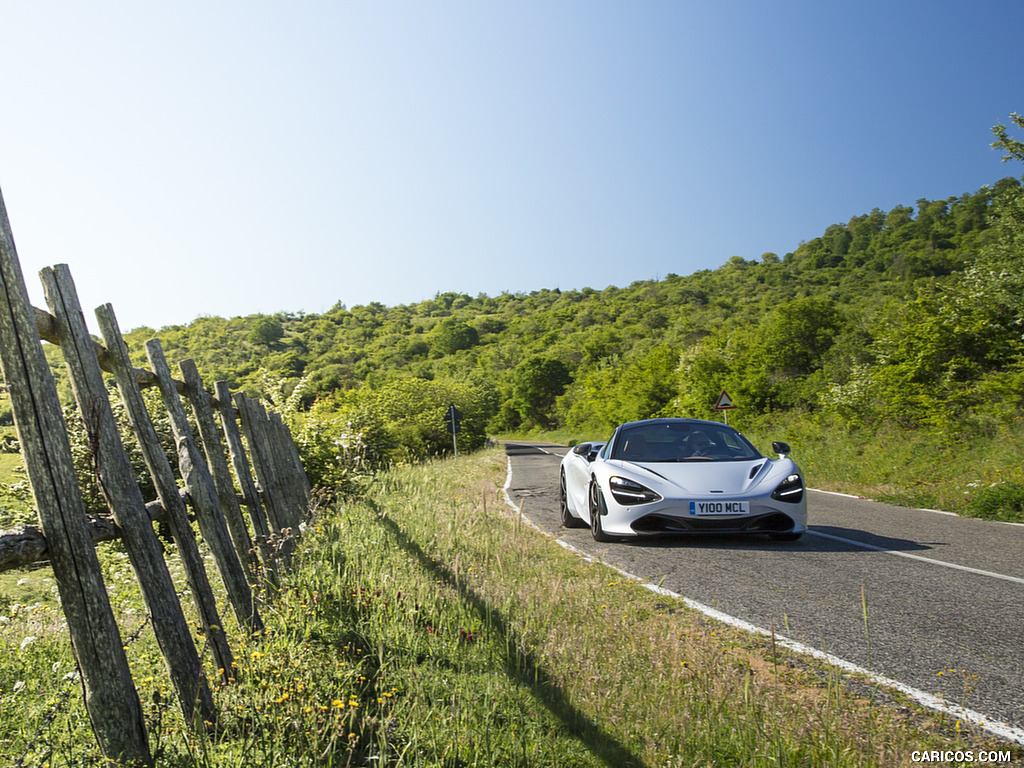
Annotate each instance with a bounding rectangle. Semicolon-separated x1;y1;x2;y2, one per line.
770;532;804;542
560;470;586;528
588;480;614;543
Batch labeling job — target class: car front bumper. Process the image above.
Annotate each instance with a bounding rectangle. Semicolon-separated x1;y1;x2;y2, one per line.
599;497;808;537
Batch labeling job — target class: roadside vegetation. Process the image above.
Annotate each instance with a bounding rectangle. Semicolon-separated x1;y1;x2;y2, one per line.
3;449;1021;766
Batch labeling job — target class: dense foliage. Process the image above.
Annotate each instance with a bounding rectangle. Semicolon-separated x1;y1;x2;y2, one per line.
116;182;1022;431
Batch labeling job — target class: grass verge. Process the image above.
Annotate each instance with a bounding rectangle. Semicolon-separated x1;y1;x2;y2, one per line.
1;447;1021;765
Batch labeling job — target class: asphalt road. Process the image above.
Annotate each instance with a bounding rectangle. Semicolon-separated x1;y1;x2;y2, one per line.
503;441;1024;741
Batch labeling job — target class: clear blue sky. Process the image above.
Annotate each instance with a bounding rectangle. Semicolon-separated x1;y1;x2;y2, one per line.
1;2;1021;332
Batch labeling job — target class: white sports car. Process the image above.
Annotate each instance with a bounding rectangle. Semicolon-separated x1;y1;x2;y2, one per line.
559;418;807;542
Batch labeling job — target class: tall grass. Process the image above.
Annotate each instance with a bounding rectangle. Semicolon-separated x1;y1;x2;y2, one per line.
1;448;1020;765
741;413;1024;521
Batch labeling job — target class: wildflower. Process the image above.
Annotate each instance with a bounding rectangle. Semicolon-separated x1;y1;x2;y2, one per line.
20;636;37;649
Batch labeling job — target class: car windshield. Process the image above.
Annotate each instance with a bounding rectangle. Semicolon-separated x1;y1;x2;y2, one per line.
610;422;762;462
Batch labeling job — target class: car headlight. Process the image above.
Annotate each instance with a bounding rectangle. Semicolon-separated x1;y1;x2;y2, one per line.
771;473;804;503
608;476;662;505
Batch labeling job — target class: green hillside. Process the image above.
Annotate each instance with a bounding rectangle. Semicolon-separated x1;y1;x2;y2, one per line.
107;173;1017;430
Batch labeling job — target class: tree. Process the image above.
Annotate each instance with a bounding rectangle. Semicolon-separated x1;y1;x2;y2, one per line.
991;112;1024;164
564;346;679;430
674;336;736;418
431;318;479;356
511;356;571;428
249;316;284;346
760;296;841;381
970;115;1024;344
987;114;1024;272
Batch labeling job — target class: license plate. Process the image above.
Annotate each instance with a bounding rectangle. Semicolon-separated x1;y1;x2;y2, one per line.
689;500;749;516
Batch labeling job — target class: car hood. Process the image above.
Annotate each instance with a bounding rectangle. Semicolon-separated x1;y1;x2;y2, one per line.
609;458;779;495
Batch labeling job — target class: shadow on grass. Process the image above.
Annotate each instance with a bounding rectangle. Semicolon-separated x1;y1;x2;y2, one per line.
369;501;649;768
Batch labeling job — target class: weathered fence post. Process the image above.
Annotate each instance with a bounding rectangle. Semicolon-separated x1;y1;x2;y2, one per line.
95;303;237;681
145;339;264;634
179;360;256;579
0;189;152;765
234;392;290;533
215;379;277;580
238;393;312;531
41;265;216;728
269;409;312;519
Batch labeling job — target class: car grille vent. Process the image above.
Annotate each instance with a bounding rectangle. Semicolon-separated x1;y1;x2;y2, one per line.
749;463;763;479
631;512;795;535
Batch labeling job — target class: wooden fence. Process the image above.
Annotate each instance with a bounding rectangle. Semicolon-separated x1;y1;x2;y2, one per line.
0;186;312;766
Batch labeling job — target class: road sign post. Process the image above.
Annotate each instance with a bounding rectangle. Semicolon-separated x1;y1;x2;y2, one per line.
446;404;462;457
714;390;736;424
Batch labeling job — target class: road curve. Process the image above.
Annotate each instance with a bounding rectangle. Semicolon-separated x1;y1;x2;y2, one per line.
503;441;1024;743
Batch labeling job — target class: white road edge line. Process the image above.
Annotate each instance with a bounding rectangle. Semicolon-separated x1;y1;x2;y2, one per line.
810;488;1024;526
502;456;1024;748
806;530;1024;585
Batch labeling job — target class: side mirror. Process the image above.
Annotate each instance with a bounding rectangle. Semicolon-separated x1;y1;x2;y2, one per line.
772;441;791;458
572;442;593;456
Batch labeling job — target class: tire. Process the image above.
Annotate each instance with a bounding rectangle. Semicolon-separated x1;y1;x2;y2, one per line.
588;480;614;543
560;470;586;528
770;532;804;542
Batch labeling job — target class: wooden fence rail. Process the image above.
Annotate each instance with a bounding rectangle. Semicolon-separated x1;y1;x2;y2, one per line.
0;184;311;766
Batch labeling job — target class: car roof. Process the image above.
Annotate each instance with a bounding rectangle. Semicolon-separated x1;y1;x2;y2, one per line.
616;417;729;430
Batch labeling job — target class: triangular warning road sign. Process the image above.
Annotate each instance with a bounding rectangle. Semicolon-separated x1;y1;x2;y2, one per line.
714;390;736;410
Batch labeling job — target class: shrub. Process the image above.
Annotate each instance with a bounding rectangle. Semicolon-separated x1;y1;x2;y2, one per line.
968;481;1024;522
